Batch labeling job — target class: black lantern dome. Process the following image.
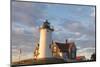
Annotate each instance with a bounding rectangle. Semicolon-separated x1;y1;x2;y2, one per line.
40;20;54;31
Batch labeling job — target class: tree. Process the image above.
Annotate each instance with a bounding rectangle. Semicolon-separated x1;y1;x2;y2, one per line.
91;53;96;61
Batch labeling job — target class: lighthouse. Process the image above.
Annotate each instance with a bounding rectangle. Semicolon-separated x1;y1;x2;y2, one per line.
38;20;54;59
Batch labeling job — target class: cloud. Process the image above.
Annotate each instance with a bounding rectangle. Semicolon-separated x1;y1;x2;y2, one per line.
11;1;49;61
14;27;24;34
77;47;95;59
77;40;95;48
12;1;47;27
12;52;33;62
11;1;96;61
63;20;86;34
75;32;81;36
64;19;95;38
90;7;95;18
78;47;95;53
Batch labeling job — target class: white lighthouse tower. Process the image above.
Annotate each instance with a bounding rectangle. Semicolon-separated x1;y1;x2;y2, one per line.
38;20;54;59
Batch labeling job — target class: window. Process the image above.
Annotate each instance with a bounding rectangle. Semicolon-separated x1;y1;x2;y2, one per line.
59;52;62;57
53;46;57;52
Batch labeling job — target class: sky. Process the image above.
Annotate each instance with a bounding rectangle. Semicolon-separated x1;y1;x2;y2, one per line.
11;1;96;62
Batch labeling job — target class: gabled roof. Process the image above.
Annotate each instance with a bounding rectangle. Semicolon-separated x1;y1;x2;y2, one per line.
54;42;76;52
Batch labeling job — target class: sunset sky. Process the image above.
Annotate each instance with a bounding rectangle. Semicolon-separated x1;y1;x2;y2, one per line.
11;1;96;62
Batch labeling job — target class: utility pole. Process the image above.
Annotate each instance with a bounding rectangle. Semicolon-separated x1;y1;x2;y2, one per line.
19;48;21;64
